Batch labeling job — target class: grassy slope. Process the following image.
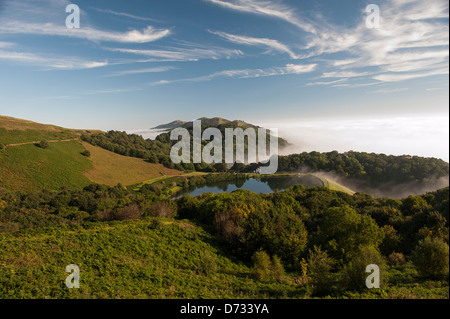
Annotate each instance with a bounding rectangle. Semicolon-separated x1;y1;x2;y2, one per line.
82;142;182;187
1;218;447;299
0;115;183;191
0;218;299;299
0;141;93;192
0;115;100;145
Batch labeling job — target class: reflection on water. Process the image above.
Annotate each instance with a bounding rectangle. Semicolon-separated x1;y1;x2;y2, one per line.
176;175;323;197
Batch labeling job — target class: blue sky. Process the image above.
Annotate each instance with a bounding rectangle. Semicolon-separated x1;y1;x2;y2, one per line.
0;0;448;160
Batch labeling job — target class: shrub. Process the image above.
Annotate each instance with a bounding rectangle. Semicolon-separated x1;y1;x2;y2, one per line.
412;237;449;279
341;245;387;291
271;255;285;282
148;218;163;230
92;209;114;222
380;225;401;256
198;253;217;276
38;140;49;149
388;252;406;265
116;203;142;220
0;222;20;233
147;202;176;218
81;150;91;157
252;250;272;280
213;210;243;241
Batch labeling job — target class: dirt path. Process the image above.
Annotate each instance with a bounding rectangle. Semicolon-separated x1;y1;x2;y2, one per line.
5;138;78;147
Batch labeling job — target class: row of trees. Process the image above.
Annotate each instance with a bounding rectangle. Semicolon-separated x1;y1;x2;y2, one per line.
274;151;449;186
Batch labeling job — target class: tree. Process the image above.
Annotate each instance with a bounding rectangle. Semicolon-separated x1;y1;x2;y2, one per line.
341;245;387;291
307;246;335;296
316;206;384;263
115;203;141;220
252;251;285;282
412;237;449;279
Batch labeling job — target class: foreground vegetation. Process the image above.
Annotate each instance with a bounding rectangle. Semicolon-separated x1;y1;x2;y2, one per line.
0;181;448;298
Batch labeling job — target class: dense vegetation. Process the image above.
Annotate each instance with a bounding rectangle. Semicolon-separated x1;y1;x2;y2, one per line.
0;177;448;298
274;151;449;186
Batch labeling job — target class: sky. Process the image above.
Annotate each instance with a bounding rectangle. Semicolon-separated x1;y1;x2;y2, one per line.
0;0;448;160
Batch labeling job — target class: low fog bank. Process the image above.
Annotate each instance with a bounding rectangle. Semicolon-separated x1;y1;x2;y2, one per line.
270;115;449;162
352;175;450;199
126;128;167;140
295;167;449;199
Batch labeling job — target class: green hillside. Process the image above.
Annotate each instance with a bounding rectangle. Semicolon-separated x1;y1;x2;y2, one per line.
0;218;299;299
0;140;93;192
0;115;99;145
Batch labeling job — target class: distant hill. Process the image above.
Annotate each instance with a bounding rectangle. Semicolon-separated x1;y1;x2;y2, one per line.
152;120;186;130
154;117;259;131
153;117;290;149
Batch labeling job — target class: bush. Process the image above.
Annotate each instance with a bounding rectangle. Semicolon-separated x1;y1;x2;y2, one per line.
270;255;285;282
81;150;91;157
38;140;49;149
147;202;176;218
388;252;406;266
116;203;141;220
198;253;217;276
412;237;449;279
341;245;387;291
252;250;272;281
0;222;20;233
148;218;163;230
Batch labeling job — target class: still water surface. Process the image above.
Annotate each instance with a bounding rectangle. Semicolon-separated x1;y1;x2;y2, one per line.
176;175;324;197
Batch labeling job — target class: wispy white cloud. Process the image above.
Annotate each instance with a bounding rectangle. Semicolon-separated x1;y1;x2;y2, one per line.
368;87;409;94
105;66;176;77
307;79;348;86
0;22;171;43
204;0;317;34
209;30;301;59
149;63;317;85
373;68;449;82
0;42;14;48
321;71;370;78
108;45;243;62
92;8;163;23
83;87;142;95
0;49;108;70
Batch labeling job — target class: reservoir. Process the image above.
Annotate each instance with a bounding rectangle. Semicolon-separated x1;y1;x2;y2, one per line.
176;174;324;197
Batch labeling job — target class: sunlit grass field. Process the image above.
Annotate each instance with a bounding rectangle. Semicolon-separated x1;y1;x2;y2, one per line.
0;141;93;192
82;142;182;187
